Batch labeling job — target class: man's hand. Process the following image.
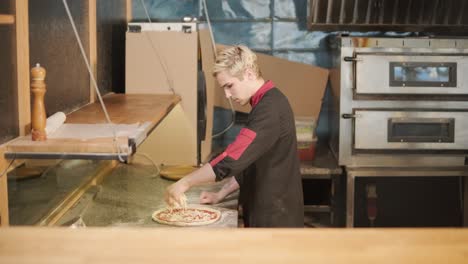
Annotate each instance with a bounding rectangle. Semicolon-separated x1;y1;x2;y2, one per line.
165;179;190;207
199;191;222;204
164;164;217;207
199;176;240;205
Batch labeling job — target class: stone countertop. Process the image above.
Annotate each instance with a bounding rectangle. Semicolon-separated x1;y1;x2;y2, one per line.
58;163;238;228
300;143;342;177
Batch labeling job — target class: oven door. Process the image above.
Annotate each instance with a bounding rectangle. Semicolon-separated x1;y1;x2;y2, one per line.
353;54;468;95
353;110;468;151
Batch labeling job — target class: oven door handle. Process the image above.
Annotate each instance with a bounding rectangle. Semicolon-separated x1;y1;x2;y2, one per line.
342;113;360;119
343;56;362;62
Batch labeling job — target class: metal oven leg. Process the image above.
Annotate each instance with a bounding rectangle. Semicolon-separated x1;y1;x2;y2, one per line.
464;176;468;227
346;173;355;227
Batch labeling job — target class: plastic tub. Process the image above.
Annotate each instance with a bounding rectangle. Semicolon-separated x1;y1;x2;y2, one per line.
297;137;317;161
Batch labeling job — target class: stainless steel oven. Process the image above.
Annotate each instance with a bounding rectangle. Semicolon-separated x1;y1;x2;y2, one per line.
330;37;468;168
353;54;468;96
328;37;468;227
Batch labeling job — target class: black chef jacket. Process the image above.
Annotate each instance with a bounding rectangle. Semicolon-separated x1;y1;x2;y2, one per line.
210;80;304;227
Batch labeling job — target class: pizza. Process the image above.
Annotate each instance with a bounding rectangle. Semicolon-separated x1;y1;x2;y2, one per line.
152;206;221;226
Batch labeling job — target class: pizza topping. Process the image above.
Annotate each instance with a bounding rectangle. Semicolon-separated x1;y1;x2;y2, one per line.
157;208;217;223
152;206;221;226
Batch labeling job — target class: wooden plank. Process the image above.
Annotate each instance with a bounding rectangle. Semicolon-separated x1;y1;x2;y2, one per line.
14;0;30;136
0;144;22;227
6;94;180;157
66;94;181;128
6;136;131;155
0;0;29;227
1;228;468;263
0;14;14;24
88;0;97;103
0;146;10;226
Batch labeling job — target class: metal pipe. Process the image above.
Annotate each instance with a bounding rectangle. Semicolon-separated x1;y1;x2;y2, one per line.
366;0;374;23
431;0;440;25
378;0;385;24
457;0;467;25
339;0;347;23
326;0;334;24
443;0;453;25
418;0;425;25
312;0;319;23
391;0;399;24
405;0;412;25
352;0;359;23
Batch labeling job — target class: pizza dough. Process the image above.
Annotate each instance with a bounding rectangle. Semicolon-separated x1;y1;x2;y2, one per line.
152;206;221;226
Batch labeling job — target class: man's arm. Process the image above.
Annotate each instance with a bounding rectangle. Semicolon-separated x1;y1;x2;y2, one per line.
199;176;240;204
165;163;216;207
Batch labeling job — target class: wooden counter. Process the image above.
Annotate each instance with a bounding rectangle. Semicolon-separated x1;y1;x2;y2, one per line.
0;228;467;263
5;94;180;161
65;94;180;127
0;14;14;25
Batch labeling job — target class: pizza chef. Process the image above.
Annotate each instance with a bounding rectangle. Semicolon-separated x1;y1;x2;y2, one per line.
165;45;304;227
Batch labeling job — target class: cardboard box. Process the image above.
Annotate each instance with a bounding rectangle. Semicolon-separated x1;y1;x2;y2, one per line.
126;27;216;165
213;45;329;122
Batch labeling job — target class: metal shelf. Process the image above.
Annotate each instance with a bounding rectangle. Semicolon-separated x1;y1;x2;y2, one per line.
304;205;331;213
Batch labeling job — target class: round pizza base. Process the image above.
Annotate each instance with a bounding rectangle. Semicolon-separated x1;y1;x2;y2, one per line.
152;206;221;227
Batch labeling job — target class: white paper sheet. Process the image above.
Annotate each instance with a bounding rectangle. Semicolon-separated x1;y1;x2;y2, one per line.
48;122;151;140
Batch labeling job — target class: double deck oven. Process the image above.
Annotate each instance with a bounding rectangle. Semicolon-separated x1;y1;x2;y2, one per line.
330;37;468;168
329;37;468;226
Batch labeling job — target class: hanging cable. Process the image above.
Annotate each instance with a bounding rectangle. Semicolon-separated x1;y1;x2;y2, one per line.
201;0;236;138
137;0;235;138
211;97;236;138
201;0;216;56
139;0;176;94
62;0;125;162
140;0;152;24
134;152;161;177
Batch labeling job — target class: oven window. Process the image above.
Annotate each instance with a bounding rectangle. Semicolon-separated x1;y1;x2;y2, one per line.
388;118;455;143
389;62;456;87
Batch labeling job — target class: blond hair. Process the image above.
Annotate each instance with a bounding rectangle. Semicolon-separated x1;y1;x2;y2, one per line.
213;45;261;79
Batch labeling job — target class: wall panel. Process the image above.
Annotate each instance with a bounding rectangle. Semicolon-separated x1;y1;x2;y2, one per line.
29;0;90;115
97;0;127;94
0;1;18;144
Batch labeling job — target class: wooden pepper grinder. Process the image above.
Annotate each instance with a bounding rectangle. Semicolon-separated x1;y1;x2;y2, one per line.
31;63;47;141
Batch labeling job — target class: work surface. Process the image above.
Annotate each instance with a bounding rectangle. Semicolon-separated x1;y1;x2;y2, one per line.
0;228;467;263
57;162;238;228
